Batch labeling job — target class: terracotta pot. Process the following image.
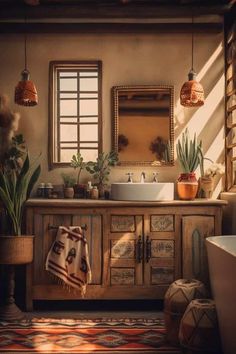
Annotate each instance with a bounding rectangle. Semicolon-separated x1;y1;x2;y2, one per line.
177;173;198;200
0;235;34;265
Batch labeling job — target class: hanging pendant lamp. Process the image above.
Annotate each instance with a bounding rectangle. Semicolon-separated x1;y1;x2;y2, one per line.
180;15;204;107
15;27;38;106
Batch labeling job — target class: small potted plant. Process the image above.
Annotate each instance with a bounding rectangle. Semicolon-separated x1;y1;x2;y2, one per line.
61;173;76;199
176;128;202;200
70;152;86;198
199;157;224;198
86;151;118;198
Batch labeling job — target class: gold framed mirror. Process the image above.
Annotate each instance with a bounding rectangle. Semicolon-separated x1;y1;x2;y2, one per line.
112;85;174;166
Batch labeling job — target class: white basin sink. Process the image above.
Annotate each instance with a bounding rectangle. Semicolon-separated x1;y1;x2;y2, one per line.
110;182;174;201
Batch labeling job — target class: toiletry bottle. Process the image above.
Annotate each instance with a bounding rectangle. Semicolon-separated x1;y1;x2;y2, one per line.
91;186;99;199
86;181;93;199
45;183;53;198
37;183;45;198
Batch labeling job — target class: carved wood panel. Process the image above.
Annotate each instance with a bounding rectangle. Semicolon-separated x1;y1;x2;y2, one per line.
151;215;174;231
111;240;135;259
182;215;215;285
111;215;135;232
110;268;135;285
151;267;174;285
151;239;174;258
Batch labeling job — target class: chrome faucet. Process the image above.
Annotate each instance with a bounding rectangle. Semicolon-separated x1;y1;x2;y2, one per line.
153;172;158;182
126;172;134;183
140;172;145;183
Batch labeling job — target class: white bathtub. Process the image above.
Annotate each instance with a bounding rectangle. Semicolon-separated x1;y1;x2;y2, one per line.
206;236;236;354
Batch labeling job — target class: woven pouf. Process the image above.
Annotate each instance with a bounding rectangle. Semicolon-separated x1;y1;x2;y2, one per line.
164;279;208;346
179;299;222;354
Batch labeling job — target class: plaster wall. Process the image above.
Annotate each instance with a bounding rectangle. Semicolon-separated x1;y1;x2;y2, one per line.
0;32;225;187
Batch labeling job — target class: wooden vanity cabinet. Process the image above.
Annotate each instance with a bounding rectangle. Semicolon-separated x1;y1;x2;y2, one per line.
25;199;226;310
104;209;180;299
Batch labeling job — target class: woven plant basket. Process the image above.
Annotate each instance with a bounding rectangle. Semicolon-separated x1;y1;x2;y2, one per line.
0;235;34;265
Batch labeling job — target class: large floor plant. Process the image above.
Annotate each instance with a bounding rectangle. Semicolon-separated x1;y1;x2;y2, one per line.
0;134;41;320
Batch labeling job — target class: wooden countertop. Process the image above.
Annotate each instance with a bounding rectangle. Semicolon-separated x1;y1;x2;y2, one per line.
27;198;227;208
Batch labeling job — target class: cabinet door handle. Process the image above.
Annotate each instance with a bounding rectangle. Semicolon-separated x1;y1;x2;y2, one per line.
136;235;143;263
146;236;151;262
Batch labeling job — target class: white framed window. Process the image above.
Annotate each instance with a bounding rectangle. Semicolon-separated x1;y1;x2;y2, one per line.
49;61;102;168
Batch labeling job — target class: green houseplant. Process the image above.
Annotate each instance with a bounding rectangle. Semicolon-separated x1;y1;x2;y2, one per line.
70;152;86;198
86;151;118;198
0;133;41;320
176;128;202;200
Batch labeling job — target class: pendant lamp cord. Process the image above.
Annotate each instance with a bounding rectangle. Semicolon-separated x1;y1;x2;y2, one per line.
191;12;194;71
24;16;27;71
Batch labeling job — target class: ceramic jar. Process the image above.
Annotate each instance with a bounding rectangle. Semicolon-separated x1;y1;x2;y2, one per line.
177;172;198;200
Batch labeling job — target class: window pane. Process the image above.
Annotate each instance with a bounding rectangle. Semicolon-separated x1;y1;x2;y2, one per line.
80;117;98;123
80;72;98;77
61;149;77;162
80;93;98;98
60;78;77;91
60;125;78;141
60;93;78;99
80;143;98;148
60;117;77;123
80;125;98;141
81;149;98;161
61;143;78;148
80;99;98;115
60;100;77;116
80;78;98;91
60;72;77;77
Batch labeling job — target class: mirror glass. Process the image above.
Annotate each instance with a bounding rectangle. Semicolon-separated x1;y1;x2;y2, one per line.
112;85;174;166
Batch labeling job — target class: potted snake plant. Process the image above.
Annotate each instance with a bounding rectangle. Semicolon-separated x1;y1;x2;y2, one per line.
176;129;202;200
0;134;41;320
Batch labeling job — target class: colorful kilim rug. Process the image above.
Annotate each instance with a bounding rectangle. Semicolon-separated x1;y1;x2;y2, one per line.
0;317;181;353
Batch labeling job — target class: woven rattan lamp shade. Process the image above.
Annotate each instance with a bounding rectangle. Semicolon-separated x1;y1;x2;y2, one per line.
14;25;38;107
15;69;38;107
180;70;204;107
180;13;204;107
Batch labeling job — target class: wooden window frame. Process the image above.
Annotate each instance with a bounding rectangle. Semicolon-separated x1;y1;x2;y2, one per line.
225;21;236;191
48;60;102;169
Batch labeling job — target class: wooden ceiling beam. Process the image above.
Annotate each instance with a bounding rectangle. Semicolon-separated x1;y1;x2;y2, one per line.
0;22;223;33
0;4;231;20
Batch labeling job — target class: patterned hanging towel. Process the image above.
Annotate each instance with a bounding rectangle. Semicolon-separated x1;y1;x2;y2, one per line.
45;226;91;296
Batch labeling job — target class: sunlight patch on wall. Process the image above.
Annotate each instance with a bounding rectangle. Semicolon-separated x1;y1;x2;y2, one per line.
197;43;223;82
187;75;224;138
212;178;224;199
205;126;225;163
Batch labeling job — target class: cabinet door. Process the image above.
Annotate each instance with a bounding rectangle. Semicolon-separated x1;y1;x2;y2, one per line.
144;213;176;288
33;212;102;287
108;214;143;287
182;215;215;285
